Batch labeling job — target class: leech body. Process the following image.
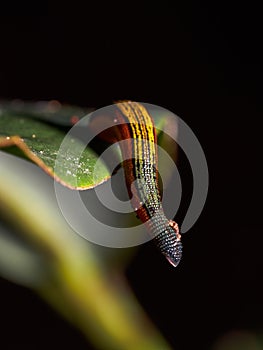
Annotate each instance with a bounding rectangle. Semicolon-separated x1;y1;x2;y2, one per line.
114;101;182;267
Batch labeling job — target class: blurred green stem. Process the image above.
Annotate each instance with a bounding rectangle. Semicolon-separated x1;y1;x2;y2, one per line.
0;157;172;350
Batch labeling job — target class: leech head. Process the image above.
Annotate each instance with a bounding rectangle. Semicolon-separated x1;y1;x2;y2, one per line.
164;239;183;267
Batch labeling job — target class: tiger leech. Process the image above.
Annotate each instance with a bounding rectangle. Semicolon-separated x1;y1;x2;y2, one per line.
114;101;182;267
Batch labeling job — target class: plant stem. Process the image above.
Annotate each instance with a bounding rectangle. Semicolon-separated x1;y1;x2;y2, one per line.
0;154;172;350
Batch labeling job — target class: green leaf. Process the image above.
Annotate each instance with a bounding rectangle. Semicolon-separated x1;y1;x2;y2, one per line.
0;112;110;189
0;101;178;190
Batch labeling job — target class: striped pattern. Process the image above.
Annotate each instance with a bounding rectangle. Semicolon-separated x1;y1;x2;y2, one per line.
115;101;182;267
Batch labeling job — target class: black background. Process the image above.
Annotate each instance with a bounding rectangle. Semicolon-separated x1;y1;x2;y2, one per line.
0;3;262;349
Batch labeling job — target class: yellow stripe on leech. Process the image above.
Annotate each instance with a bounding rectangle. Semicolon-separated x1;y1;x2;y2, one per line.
137;103;155;141
116;102;157;181
117;102;161;213
135;103;156;166
118;102;144;180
